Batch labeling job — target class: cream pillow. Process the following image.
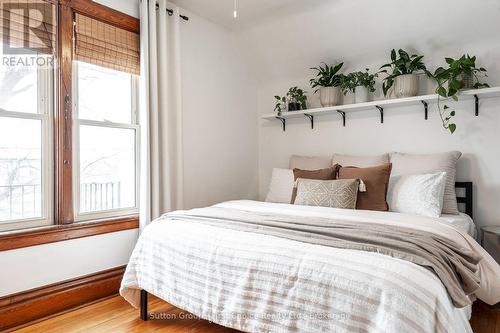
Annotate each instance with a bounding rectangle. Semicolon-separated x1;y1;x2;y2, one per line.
387;172;447;218
332;153;389;167
294;178;359;209
265;168;294;203
289;155;332;170
390;151;461;214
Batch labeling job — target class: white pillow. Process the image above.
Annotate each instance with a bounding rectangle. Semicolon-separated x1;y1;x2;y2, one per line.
265;168;294;203
387;172;447;218
390;151;461;214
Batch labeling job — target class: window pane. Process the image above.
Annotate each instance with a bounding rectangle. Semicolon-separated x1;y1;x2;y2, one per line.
0;117;42;221
0;53;38;114
77;62;133;123
79;125;136;213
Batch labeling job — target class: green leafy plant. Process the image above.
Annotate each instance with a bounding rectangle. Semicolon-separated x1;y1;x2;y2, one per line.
274;95;287;114
286;86;307;110
378;49;431;96
309;62;344;93
341;69;377;95
433;55;489;133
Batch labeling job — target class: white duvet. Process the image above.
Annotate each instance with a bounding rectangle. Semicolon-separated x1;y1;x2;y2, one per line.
120;200;500;333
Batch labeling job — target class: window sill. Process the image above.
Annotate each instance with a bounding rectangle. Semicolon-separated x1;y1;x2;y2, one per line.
0;216;139;252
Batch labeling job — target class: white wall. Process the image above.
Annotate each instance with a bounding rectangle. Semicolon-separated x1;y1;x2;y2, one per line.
95;0;139;18
180;8;259;209
0;229;138;296
234;0;500;229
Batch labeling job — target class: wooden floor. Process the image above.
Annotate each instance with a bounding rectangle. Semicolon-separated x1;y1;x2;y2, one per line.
12;295;500;333
12;296;238;333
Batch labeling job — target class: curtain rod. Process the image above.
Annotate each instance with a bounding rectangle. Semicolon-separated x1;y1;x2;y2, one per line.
154;4;189;21
167;8;189;21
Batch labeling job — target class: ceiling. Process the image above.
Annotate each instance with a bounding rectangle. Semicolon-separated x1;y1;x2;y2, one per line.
169;0;315;30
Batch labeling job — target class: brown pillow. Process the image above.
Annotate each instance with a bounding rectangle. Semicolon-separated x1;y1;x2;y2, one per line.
291;165;339;203
338;163;392;211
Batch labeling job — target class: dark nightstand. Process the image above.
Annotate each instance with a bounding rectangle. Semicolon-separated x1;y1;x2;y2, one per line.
481;225;500;265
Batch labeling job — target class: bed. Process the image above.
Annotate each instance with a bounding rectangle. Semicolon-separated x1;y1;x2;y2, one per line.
120;182;500;333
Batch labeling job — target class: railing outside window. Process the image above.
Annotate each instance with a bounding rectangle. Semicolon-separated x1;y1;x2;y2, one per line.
0;184;40;220
0;182;121;220
80;182;121;212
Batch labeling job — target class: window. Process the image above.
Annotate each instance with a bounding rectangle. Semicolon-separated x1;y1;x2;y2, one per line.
73;62;139;220
0;0;140;234
0;51;53;231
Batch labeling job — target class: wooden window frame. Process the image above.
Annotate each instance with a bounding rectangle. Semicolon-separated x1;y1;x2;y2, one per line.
0;0;140;251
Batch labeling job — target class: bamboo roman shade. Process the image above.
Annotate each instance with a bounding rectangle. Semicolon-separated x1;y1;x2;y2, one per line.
0;1;56;54
74;13;140;75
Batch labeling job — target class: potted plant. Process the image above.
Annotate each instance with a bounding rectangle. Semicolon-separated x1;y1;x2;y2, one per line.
286;86;307;111
274;95;287;115
379;49;431;98
310;62;344;107
341;69;377;103
433;54;489;133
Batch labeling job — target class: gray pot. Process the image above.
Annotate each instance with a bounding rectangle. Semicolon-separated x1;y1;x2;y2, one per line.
319;86;342;107
394;74;419;98
354;86;369;103
455;73;474;90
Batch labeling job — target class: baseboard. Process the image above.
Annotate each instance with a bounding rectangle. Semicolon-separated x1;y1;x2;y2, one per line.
0;265;126;332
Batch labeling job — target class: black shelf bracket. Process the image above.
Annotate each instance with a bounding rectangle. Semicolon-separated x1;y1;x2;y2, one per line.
375;106;384;123
275;116;286;131
304;114;314;129
421;100;429;120
336;110;346;127
474;95;479;116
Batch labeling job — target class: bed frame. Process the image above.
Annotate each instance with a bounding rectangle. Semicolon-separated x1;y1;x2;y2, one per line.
138;181;474;321
455;182;473;219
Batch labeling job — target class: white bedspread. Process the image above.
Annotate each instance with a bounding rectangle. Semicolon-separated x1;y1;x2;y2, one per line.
121;201;500;333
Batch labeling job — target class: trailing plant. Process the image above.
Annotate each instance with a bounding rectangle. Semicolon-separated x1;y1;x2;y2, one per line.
378;49;431;96
433;54;489;134
341;68;377;95
309;62;344;93
286;86;308;109
274;95;287;114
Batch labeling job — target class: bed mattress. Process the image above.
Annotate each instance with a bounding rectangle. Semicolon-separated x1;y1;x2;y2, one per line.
121;200;499;333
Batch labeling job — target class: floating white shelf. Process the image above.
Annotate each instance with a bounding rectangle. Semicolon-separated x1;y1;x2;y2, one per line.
261;87;500;131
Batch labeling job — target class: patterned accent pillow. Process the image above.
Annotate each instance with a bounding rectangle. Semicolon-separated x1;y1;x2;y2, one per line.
294;179;359;209
291;166;339;203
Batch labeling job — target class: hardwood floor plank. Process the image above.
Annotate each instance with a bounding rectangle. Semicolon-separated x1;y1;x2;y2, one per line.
12;295;498;333
82;299;181;333
12;297;130;333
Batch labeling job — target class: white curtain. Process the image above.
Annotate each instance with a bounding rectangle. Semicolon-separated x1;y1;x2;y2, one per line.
139;0;184;229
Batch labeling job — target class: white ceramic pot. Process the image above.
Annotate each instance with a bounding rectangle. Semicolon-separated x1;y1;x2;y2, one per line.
394;74;419;98
319;86;342;107
354;86;369;103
